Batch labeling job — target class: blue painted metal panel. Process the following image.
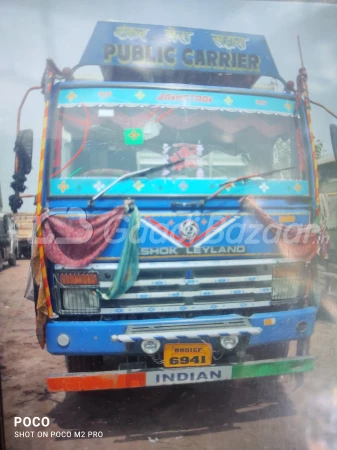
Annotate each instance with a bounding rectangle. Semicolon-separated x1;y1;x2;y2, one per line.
46;321;127;355
50;177;308;198
79;22;280;79
47;198;311;211
249;307;317;345
46;307;317;355
43;207;310;261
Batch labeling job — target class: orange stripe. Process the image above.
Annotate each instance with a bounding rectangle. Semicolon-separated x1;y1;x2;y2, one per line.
47;372;146;392
302;81;320;216
36;69;53;317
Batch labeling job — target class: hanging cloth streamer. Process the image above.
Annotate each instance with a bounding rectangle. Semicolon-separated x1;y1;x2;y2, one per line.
96;206;140;300
240;196;329;261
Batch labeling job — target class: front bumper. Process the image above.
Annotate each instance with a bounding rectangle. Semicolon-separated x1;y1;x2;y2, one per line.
47;356;314;392
46;307;317;355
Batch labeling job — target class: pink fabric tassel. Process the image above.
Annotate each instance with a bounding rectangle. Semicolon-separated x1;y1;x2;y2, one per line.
42;206;125;267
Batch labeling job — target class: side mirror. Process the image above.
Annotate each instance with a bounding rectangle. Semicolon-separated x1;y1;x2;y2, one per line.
14;129;33;175
330;124;337;162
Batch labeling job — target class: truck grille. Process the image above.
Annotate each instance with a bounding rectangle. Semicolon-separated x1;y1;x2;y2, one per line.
126;317;250;334
118;317;262;342
54;259;279;316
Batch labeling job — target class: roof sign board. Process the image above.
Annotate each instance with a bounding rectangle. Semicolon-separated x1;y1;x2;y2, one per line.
79;22;280;80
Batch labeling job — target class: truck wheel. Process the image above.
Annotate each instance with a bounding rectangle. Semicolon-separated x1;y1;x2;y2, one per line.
65;356;103;373
22;246;31;259
8;252;17;267
249;342;289;361
246;343;290;388
0;252;3;271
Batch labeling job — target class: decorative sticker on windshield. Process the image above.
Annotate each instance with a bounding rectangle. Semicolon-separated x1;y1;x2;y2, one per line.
57;180;69;193
58;88;296;116
124;128;144;145
162;142;205;178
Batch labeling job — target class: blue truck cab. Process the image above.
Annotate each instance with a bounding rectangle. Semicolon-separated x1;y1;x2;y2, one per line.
19;22;320;391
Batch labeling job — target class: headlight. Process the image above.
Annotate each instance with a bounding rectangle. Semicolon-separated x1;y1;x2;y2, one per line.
272;265;302;300
220;335;239;350
62;289;100;312
141;339;161;354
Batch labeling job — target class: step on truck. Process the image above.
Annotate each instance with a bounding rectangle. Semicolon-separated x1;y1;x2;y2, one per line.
10;22;337;392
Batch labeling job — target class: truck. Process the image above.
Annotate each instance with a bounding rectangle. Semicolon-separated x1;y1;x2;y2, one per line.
14;213;33;259
0;183;18;271
10;22;336;392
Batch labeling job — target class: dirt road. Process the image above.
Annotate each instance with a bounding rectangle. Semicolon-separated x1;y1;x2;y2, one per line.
1;261;337;450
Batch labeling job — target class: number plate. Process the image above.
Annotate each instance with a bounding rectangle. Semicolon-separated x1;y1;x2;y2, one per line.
163;343;212;368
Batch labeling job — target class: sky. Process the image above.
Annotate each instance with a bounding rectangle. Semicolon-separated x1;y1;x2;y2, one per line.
1;0;337;212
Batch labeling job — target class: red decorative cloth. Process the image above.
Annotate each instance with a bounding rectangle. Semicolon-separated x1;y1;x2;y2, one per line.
169;144;198;171
241;196;320;261
42;206;125;267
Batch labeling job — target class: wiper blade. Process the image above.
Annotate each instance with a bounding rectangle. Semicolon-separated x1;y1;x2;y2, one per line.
171;166;294;209
88;159;184;207
199;166;294;207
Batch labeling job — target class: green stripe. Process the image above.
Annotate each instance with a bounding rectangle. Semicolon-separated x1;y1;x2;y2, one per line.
69;168;82;177
232;357;314;379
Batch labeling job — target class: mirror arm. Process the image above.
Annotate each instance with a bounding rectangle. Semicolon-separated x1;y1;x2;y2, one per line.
17;86;41;134
310;99;337;121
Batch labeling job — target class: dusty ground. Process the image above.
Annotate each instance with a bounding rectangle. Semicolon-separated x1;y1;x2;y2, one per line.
1;261;337;450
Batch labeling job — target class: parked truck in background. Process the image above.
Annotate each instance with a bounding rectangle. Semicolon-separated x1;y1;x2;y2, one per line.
0;183;18;271
9;22;337;392
14;213;33;259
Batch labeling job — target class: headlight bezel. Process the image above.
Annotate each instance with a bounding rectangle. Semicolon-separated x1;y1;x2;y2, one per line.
272;263;305;301
62;288;100;313
54;272;101;315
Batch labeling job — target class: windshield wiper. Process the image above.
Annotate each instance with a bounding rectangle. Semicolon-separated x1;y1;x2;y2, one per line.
88;159;184;207
171;166;294;209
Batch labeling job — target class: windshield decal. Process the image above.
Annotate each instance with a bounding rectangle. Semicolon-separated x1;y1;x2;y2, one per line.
162;143;203;177
58;88;296;116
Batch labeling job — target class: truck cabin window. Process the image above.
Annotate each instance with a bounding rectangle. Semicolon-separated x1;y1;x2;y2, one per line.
50;100;307;183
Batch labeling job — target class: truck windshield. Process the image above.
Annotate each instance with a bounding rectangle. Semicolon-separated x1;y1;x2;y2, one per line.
49;87;308;195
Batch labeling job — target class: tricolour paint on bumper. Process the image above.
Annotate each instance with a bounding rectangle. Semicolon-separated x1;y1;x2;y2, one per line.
47;356;314;392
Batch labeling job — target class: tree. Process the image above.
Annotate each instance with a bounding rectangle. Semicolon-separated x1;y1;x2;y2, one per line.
315;139;325;159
